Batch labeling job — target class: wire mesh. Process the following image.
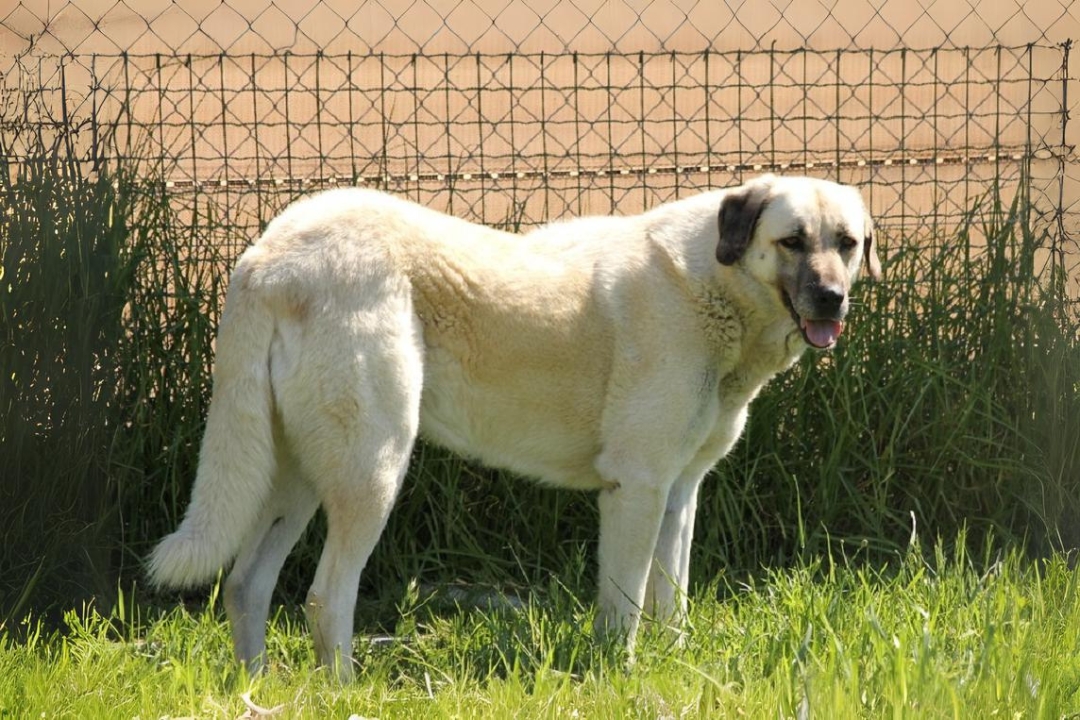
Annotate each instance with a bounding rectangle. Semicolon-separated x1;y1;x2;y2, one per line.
1;0;1076;56
0;2;1077;311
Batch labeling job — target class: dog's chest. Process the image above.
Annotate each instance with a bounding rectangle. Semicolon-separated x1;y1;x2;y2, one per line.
703;319;805;434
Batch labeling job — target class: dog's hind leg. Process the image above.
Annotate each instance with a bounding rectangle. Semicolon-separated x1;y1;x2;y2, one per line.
223;458;318;674
304;455;412;682
291;295;424;682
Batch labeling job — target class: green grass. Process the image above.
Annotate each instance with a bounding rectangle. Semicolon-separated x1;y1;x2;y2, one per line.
3;539;1079;718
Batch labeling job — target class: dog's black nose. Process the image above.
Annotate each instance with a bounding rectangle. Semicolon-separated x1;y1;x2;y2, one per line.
813;285;846;315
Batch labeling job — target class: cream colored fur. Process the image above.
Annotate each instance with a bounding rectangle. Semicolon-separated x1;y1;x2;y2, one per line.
149;174;880;679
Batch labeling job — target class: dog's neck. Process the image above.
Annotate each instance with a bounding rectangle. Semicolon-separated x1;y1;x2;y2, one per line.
645;212;808;378
689;271;807;381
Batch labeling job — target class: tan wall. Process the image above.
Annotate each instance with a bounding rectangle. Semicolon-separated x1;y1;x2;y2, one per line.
3;1;1078;55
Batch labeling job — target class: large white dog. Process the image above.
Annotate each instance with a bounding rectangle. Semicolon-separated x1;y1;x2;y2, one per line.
150;174;881;679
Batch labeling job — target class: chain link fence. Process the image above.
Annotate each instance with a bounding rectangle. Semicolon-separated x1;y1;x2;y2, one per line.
2;0;1077;56
1;2;1078;307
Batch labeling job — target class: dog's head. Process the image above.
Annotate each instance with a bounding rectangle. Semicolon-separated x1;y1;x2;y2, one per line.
715;174;881;350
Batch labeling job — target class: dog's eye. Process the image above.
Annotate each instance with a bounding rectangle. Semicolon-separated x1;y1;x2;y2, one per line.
839;235;858;251
778;236;804;251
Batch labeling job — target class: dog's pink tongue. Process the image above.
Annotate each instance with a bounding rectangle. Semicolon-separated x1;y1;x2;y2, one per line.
802;319;844;348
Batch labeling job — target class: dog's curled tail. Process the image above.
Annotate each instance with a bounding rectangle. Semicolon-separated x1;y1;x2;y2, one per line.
148;260;278;589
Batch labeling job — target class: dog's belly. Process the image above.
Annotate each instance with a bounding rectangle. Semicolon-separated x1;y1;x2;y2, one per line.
417;347;609;490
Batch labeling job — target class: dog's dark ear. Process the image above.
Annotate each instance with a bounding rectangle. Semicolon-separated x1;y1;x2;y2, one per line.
716;180;772;265
863;215;882;280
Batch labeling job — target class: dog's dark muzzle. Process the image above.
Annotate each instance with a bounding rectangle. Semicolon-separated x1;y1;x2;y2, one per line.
811;284;846;317
783;283;849;349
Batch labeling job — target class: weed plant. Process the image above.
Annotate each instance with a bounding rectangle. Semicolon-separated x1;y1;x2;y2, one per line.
1;130;143;620
0;130;221;623
2;133;1077;629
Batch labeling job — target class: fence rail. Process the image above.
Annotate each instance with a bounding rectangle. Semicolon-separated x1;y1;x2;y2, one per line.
1;42;1077;308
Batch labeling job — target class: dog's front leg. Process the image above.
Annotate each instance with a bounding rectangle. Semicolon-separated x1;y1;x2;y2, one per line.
594;482;668;654
644;471;704;632
643;408;749;637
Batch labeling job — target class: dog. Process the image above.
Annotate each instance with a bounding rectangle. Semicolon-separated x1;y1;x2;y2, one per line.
149;174;881;679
